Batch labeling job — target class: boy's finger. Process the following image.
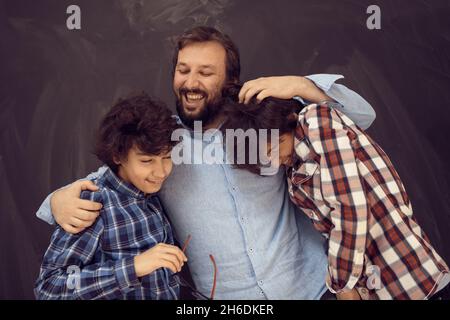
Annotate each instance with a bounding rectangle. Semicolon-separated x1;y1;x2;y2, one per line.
164;249;184;267
161;257;179;273
175;245;189;262
163;245;188;263
181;251;188;262
74;208;99;222
77;199;103;211
165;253;184;271
158;243;188;262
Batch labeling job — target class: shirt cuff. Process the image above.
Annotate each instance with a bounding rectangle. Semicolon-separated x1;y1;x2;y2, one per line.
305;74;345;92
36;193;56;225
114;257;140;294
325;263;364;294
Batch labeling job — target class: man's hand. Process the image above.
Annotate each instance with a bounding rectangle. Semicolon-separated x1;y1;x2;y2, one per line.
336;288;362;300
50;180;102;234
134;243;188;277
238;76;333;104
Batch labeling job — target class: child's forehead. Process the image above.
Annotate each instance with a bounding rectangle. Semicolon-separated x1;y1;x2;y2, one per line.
130;145;171;157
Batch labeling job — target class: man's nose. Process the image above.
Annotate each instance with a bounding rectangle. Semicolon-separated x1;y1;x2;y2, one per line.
185;73;200;89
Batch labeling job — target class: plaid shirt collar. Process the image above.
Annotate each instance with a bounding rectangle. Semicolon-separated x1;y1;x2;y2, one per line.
103;167;147;200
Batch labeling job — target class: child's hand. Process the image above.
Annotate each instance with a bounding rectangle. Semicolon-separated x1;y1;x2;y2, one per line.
134;243;188;277
336;288;362;300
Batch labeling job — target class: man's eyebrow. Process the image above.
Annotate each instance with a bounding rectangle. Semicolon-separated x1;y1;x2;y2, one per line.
176;62;216;70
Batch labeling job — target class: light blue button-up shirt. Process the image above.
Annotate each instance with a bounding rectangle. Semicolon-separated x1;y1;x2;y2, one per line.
37;74;376;299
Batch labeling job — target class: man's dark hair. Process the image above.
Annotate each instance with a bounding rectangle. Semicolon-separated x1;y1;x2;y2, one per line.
172;26;241;83
221;86;302;174
94;92;180;172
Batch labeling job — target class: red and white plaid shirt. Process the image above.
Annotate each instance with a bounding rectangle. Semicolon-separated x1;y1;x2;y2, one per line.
288;102;449;300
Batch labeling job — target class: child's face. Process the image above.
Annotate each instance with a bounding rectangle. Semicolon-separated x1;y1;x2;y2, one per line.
116;145;173;194
267;132;295;169
279;132;295;167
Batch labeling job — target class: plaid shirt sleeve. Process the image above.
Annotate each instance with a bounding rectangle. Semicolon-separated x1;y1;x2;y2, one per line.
301;104;369;294
34;189;140;300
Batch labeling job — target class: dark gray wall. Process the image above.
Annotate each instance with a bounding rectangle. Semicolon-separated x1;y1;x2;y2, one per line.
1;0;449;299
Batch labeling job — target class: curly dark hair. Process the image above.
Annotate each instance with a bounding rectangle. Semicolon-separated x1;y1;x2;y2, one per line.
94;92;180;172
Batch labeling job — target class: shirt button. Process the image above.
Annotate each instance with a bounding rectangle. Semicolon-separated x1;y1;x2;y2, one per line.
259;290;264;296
360;288;369;299
352;272;360;278
357;247;364;254
258;280;264;285
249;248;254;253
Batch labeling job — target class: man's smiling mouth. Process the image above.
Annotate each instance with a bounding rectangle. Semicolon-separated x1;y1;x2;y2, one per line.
183;92;206;110
185;92;204;101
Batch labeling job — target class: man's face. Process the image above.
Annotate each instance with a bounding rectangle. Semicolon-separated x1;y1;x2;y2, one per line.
173;41;227;128
116;145;173;194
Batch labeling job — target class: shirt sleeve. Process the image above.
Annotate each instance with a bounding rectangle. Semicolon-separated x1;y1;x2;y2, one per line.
34;189;141;300
36;165;108;225
300;103;369;294
294;74;376;130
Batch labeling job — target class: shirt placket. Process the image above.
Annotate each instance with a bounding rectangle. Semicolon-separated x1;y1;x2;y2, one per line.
222;165;267;299
145;196;179;299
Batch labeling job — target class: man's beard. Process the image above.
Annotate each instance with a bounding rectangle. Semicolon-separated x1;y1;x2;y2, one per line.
176;88;225;129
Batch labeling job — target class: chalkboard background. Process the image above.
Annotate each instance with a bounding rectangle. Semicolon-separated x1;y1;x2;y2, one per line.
0;0;449;299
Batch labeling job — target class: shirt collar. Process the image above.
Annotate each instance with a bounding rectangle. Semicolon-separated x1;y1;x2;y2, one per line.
103;166;146;200
174;115;225;139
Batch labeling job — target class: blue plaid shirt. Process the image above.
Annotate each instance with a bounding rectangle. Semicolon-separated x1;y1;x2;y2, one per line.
34;167;180;300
